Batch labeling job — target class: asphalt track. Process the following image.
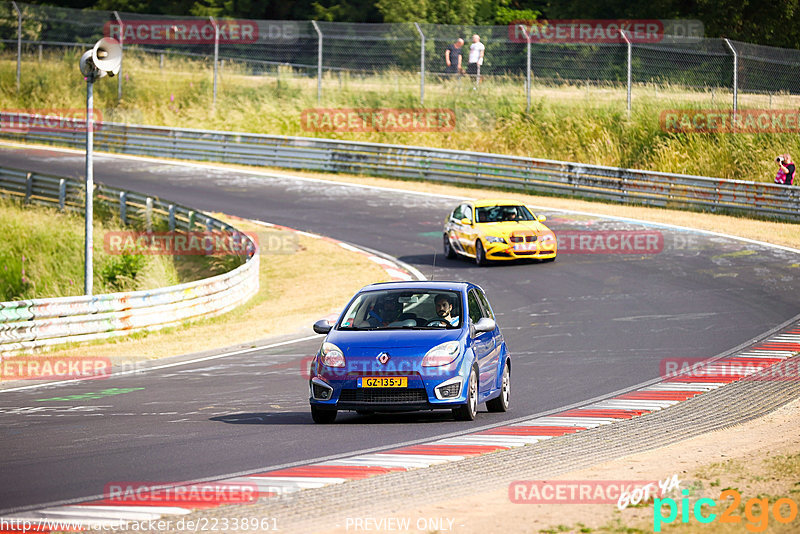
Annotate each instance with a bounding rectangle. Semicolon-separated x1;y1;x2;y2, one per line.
1;145;799;514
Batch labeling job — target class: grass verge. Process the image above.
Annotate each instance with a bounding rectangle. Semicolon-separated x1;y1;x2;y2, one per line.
2;51;799;183
0;197;185;300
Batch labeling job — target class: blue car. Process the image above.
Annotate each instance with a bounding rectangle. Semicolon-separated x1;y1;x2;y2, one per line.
308;281;511;423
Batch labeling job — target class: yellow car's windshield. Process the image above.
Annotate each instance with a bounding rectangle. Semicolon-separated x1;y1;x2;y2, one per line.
475;205;536;223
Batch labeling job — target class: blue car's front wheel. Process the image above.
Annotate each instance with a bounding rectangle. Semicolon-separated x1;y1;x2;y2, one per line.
311;405;337;424
486;361;510;412
453;367;478;421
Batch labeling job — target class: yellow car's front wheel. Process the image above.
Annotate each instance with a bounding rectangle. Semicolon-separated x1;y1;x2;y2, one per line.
444;233;457;259
475;240;488;266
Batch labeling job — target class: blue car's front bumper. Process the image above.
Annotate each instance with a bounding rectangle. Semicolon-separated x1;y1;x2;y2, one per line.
309;358;470;412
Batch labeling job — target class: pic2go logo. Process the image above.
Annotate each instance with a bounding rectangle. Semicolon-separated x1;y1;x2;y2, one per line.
654;489;799;532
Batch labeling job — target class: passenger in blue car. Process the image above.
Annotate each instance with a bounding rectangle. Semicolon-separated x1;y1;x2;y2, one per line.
433;294;460;327
366;295;403;327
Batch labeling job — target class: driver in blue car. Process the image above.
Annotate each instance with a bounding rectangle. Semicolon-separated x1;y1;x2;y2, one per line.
366;295;403;327
433;294;460;327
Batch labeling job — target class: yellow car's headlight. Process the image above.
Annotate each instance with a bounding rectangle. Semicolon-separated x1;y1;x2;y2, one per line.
540;233;556;244
485;235;506;244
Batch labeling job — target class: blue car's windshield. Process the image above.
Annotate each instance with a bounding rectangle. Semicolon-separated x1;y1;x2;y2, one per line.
338;290;462;330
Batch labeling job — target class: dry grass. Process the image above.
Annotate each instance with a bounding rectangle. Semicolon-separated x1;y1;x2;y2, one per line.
4;51;800;182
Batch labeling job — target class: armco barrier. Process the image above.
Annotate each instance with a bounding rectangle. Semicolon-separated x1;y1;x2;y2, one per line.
0;165;259;356
1;113;799;221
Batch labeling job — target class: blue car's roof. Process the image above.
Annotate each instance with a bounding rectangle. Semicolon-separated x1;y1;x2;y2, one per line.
359;281;472;293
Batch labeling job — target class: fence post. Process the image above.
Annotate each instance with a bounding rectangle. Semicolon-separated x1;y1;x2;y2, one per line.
210;16;219;107
723;38;738;115
145;197;153;231
311;21;322;104
11;1;21;93
204;218;215;254
414;23;425;106
168;204;176;231
119;191;127;225
517;24;531;113
58;178;66;210
621;30;632;117
114;11;123;102
24;172;32;203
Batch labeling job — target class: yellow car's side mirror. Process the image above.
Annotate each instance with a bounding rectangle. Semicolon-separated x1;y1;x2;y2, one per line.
460;217;472;226
538;215;547;222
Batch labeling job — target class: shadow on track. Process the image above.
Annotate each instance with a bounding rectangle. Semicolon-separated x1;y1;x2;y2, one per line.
210;410;465;425
398;253;547;269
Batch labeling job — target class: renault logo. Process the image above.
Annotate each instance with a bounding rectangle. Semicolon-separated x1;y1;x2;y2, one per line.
376;352;390;364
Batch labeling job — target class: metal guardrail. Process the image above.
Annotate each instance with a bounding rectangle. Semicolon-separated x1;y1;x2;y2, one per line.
0;113;798;221
0;164;259;356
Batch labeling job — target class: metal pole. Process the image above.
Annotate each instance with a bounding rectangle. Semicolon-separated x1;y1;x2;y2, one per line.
723;38;738;115
414;23;425;106
621;30;631;117
85;77;94;296
210;16;219;107
518;25;531;113
311;21;322;104
114;11;123;102
12;1;21;92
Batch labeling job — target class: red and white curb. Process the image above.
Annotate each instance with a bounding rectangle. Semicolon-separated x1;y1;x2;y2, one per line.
4;325;798;530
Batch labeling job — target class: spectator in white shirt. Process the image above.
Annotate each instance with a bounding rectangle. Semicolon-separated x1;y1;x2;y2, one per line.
467;34;485;82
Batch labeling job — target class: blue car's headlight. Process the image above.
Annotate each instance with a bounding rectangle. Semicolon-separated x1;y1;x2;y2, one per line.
422;341;460;367
485;236;505;244
320;342;345;367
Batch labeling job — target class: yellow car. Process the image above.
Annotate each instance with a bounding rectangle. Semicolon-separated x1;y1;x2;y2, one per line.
443;200;557;265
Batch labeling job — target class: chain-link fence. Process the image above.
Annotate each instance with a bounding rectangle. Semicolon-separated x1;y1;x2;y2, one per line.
2;1;800;112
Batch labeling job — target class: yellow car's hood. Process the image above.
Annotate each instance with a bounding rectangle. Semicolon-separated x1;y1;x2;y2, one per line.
478;220;549;236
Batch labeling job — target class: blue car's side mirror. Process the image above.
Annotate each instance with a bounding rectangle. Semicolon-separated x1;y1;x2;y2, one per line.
473;317;496;333
313;319;332;334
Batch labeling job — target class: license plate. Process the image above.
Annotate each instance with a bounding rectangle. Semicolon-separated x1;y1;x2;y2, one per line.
360;377;407;388
514;243;536;251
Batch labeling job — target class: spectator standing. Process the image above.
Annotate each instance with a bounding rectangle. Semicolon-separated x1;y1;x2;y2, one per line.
776;154;795;185
444;38;464;75
467;34;485;84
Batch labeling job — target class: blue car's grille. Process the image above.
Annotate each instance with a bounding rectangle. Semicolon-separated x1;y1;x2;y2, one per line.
339;388;428;404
